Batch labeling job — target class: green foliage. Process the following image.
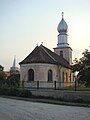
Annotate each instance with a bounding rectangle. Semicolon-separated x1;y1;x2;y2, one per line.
0;87;32;97
0;71;6;88
72;62;81;72
0;71;6;81
78;67;90;84
73;49;90;86
6;74;20;88
19;89;32;97
0;72;33;97
76;86;90;91
81;49;90;66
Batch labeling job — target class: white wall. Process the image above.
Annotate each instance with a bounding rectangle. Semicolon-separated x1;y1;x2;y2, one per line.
20;63;73;88
20;63;58;82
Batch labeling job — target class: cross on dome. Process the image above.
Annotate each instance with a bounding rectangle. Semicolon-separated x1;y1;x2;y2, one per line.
62;12;64;19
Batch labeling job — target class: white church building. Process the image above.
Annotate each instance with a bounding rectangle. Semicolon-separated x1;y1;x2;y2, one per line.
19;13;74;89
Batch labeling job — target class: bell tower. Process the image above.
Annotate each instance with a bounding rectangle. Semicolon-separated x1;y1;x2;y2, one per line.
54;12;72;65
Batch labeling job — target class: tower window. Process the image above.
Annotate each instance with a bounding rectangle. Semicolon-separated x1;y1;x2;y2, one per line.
60;51;63;57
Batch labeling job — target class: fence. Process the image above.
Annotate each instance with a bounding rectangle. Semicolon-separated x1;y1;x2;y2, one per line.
22;81;77;91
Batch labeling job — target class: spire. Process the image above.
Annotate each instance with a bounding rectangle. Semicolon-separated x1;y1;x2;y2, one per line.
10;56;19;74
12;56;16;68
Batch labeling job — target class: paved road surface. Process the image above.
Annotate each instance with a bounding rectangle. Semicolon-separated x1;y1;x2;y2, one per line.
0;97;90;120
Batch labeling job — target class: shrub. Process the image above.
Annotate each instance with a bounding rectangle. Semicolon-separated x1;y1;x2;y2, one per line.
75;97;83;103
0;87;32;98
19;89;32;97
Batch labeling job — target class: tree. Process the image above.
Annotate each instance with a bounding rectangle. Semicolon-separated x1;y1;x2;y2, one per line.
6;74;20;88
73;49;90;86
0;71;6;88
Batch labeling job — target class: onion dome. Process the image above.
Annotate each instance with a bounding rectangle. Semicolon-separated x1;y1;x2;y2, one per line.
57;12;68;33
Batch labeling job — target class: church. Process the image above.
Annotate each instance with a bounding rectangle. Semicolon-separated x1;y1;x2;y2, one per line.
19;13;74;89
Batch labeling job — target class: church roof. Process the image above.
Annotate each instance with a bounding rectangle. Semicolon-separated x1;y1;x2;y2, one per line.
19;44;71;69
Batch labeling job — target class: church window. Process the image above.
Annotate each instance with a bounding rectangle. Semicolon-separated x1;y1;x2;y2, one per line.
66;72;68;82
60;51;63;57
28;69;34;81
70;73;71;82
48;69;53;81
62;71;64;82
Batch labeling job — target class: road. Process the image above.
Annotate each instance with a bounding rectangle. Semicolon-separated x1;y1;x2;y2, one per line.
0;97;90;120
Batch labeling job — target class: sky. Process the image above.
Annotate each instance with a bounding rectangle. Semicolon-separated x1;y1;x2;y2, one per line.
0;0;90;70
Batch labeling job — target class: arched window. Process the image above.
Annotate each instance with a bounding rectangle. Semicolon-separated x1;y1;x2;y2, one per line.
62;72;64;82
70;73;71;82
48;69;53;81
66;72;68;82
28;69;34;81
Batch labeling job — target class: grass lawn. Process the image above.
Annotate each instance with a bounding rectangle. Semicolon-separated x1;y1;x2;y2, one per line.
64;85;90;91
76;86;90;91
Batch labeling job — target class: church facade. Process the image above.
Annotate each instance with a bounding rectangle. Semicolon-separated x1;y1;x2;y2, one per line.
19;13;74;89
